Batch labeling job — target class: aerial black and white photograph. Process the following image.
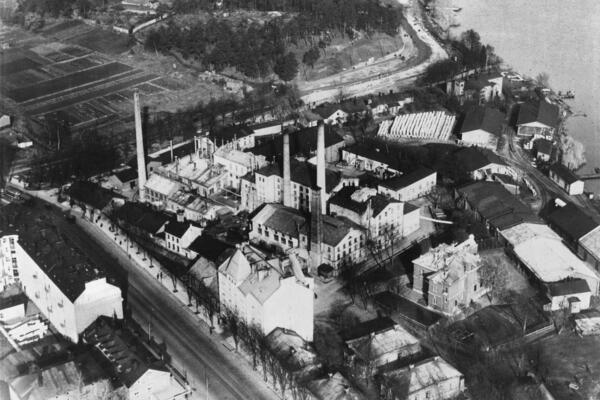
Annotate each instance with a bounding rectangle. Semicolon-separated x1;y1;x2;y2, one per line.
0;0;599;399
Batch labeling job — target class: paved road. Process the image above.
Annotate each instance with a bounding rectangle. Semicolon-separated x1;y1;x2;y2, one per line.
34;199;279;400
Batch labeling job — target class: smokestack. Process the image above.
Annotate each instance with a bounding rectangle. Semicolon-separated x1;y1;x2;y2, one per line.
310;186;323;268
170;140;174;163
134;90;147;202
282;128;292;207
316;121;326;213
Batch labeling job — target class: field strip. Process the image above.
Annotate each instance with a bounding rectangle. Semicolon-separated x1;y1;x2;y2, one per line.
25;74;159;116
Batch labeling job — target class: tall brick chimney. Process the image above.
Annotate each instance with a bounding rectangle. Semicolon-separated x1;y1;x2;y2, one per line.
282;128;292;207
134;90;147;202
310;185;323;267
316;121;326;213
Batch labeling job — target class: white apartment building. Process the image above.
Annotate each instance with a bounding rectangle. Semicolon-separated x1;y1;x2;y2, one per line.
2;231;123;343
163;215;204;259
218;244;314;341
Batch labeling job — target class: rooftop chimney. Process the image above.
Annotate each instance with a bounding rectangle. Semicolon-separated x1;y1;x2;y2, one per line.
134;90;147;202
170;140;174;163
282;128;292;207
316;121;326;213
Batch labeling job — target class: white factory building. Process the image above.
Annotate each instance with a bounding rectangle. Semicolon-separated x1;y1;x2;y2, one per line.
213;146;268;190
0;222;123;343
218;244;314;341
377;111;456;141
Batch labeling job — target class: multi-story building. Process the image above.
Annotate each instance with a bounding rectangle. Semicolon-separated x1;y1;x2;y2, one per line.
516;100;559;138
217;244;314;341
341;144;402;176
0;206;124;343
213;147;268;190
163;212;204;259
412;235;486;314
249;203;367;272
0;235;19;289
377;167;437;202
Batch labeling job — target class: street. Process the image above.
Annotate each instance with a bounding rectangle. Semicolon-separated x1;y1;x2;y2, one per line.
30;197;280;400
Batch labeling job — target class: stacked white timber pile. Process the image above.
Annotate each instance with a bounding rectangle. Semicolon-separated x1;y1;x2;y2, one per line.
378;111;456;141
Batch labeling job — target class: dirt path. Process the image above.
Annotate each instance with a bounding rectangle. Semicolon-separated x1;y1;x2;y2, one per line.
300;0;448;105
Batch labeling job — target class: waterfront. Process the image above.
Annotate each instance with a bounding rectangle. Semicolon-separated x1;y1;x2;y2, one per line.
447;0;600;192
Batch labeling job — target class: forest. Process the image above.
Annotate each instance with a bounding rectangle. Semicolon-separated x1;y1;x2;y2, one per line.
145;0;404;81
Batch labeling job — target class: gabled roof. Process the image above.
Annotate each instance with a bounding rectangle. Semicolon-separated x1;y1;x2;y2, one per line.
187;234;234;261
378;168;436;191
534;138;553;155
461;106;505;136
262;204;309;237
453;147;506;172
547;279;590;296
517;101;559;129
456;181;540;230
115;202;170;235
341;317;397;341
383;357;463;398
346;324;420;364
164;220;191;238
328;186;398;217
549;163;581;184
218;249;252;283
307;372;366;400
547;203;599;242
266;328;319;376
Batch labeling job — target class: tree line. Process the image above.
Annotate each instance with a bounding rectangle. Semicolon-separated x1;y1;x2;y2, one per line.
146;0;404;80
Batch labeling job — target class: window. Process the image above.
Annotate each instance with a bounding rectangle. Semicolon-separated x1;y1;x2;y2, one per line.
474;284;478;292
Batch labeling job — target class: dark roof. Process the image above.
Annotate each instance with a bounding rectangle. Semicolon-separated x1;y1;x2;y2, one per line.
343;144;402;171
249;125;343;160
115;202;169;235
534;138;553;155
321;215;364;247
341;317;397;341
546;203;598;241
549;163;581;184
67;180;120;210
404;202;420;214
249;120;281;130
114;167;138;183
83;317;166;388
208;124;253;143
369;92;411;108
517;101;559;129
456;181;540;230
312;100;367;119
0;204;117;302
187;234;234;262
328;186;398;217
378;168;436;191
460;106;505;136
263;205;309;237
164;220;190;238
547;279;591;296
0;292;27;310
255;160;341;193
453;147;506;172
149;141;195;165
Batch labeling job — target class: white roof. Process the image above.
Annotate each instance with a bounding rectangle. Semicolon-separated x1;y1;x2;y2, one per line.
214;148;260;169
500;222;560;245
145;174;181;197
387;357;463;395
513;235;598;283
579;226;600;259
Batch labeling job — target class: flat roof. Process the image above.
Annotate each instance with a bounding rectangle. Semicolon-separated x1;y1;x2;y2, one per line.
378;168;436;191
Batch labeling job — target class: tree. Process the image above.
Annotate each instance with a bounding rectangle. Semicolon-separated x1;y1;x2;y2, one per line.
478;259;508;301
274;52;298;81
420;59;461;84
534;72;550;88
302;47;320;68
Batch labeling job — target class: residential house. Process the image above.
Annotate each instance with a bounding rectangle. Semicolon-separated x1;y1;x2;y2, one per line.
0;205;124;343
65;180;124;215
549;163;584;195
460;106;505;150
546;202;599;251
545;279;591;313
479;74;506;103
312;104;349;125
500;222;600;295
0;114;11;129
344;320;421;373
306;372;366;400
102;167;138;197
83;317;189;400
455;181;540;234
377;168;437;202
163;214;204;259
453;147;516;181
114;202;170;244
369;93;414;116
412;235;486;314
144;174;182;206
380;356;465;400
249;203;367;271
516;100;559;138
217;244;314;341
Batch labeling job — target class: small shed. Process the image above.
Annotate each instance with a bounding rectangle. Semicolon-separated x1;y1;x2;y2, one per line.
0;114;12;129
545;279;591;312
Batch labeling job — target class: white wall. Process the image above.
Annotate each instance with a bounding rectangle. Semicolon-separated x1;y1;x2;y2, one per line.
74;279;123;336
378;172;437;202
129;368;187;400
549;292;591;312
263;277;314;341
